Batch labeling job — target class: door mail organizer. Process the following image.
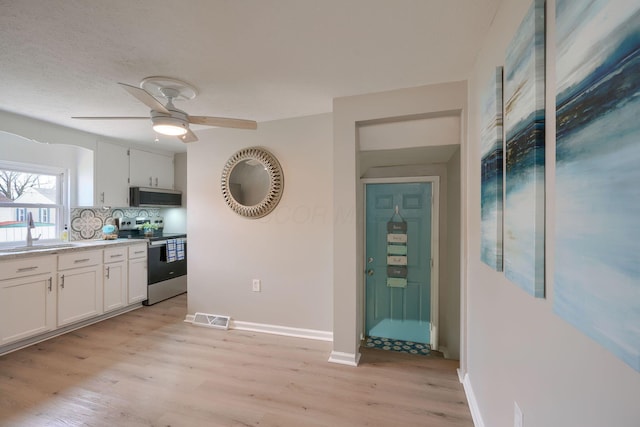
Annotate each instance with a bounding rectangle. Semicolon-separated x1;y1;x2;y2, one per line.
387;206;408;288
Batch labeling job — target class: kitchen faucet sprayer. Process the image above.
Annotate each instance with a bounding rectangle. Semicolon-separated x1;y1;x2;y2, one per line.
25;212;41;246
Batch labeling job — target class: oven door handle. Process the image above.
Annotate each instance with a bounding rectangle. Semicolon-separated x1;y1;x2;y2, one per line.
148;238;187;247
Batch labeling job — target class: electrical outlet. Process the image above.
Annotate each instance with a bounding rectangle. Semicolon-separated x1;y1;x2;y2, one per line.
252;279;261;292
514;402;523;427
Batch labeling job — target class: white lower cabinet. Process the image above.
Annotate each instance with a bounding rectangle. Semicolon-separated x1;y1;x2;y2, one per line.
103;247;128;313
128;244;148;304
57;250;103;327
0;255;56;345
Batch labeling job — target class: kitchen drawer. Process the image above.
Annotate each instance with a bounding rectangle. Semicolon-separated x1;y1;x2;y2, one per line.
0;255;56;281
58;250;102;271
128;244;147;260
104;247;127;263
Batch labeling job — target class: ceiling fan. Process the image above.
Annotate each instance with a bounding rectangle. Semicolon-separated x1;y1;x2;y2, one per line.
72;77;257;143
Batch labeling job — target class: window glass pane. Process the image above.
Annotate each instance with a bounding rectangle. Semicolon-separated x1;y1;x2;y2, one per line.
0;170;58;203
0;168;62;244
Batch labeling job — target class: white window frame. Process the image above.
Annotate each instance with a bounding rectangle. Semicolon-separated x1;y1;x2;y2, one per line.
0;160;69;247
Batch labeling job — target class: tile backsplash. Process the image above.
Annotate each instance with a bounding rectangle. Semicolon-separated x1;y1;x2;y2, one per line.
70;208;161;240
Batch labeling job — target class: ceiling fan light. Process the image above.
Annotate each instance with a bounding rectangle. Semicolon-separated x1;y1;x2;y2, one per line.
153;124;187;136
152;116;188;136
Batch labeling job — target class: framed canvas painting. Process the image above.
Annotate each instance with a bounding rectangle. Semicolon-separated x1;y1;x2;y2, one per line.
555;0;640;372
480;66;504;271
503;0;546;297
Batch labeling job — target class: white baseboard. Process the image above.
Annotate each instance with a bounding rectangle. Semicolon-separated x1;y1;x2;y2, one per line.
184;314;362;367
183;315;333;342
438;345;450;359
462;373;485;427
328;350;361;367
232;320;333;342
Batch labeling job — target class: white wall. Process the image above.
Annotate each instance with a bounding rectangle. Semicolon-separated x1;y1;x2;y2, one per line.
465;0;640;426
445;147;461;359
0;109;98;150
76;145;94;205
358;115;461;151
187;113;333;332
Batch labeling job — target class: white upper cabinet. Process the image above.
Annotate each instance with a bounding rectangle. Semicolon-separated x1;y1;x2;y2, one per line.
129;149;174;189
95;141;130;206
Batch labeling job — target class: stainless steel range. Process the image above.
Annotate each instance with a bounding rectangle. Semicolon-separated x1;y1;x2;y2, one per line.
117;217;187;305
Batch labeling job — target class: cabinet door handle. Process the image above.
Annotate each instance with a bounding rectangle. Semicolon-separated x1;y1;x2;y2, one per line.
17;266;38;273
48;277;52;292
134;250;145;255
74;258;90;264
110;254;123;258
60;274;65;289
155;177;158;187
105;266;110;279
100;192;105;203
149;176;153;186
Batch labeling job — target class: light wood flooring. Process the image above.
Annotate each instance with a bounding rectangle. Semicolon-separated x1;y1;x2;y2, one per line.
0;294;473;426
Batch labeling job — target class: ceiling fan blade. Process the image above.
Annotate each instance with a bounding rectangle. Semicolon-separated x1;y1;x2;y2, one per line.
72;116;149;120
118;82;170;114
179;129;198;143
189;116;257;130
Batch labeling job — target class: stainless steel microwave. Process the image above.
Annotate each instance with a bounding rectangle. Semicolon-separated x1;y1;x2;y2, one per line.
130;187;182;207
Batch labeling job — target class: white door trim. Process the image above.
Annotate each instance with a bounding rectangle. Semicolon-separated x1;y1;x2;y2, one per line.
361;176;440;350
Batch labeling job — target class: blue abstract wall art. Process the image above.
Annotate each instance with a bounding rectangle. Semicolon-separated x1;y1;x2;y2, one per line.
555;0;640;372
480;67;504;271
503;0;546;297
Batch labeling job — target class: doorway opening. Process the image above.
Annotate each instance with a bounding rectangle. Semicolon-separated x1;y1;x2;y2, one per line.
362;177;440;352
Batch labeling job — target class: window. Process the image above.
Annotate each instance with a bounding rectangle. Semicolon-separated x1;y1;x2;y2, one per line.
0;161;67;246
39;208;50;223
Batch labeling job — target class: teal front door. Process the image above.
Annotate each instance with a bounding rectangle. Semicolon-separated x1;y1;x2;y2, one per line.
365;182;433;344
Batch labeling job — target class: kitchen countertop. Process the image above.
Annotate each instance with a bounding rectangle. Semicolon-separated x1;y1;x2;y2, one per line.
0;239;147;260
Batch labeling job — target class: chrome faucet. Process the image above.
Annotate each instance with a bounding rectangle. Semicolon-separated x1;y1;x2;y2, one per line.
25;212;41;247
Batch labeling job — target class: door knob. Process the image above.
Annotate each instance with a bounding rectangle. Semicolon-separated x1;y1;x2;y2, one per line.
367;269;375;276
367;257;374;263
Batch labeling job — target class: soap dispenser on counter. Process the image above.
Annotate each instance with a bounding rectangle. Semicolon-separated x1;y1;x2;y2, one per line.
61;224;69;242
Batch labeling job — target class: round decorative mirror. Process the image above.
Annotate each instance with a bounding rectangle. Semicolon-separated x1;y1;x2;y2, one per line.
221;147;284;218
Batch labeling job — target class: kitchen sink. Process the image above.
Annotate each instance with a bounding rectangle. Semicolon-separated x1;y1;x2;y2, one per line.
0;243;78;253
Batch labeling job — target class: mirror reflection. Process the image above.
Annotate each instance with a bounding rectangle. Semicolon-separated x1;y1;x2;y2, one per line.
229;159;270;206
221;146;284;219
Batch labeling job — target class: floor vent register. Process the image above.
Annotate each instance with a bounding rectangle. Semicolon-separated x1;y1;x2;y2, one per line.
192;313;230;330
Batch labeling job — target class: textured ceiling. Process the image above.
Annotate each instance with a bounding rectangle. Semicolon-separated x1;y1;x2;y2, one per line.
0;0;500;152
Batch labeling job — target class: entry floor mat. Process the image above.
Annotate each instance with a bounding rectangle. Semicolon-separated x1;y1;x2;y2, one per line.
364;336;431;356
